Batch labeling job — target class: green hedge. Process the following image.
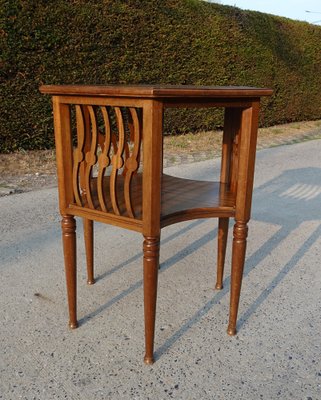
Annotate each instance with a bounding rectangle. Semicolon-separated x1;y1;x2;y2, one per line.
1;0;321;152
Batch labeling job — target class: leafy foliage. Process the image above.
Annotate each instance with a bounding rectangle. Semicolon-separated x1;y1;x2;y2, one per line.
1;0;320;152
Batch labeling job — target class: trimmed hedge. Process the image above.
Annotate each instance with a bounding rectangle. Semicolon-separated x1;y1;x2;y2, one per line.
1;0;321;152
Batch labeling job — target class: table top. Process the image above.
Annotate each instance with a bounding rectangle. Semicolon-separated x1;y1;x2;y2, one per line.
40;84;273;98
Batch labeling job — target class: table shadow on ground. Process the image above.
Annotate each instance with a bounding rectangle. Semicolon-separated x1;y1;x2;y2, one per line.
62;167;321;361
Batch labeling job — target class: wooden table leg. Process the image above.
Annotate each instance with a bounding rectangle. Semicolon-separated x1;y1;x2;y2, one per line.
227;220;248;335
227;103;260;335
61;215;78;329
142;100;163;364
83;218;95;285
143;235;160;364
216;108;240;289
216;217;229;290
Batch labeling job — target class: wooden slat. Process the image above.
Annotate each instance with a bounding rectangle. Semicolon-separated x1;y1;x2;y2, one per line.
84;106;98;209
110;107;125;215
124;108;141;218
79;105;91;197
89;173;142;218
97;106;112;212
73;105;86;206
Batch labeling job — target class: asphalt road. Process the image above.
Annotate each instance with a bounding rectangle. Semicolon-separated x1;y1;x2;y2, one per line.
1;139;320;399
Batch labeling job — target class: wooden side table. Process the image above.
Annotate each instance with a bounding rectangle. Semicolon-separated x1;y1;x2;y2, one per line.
40;84;273;363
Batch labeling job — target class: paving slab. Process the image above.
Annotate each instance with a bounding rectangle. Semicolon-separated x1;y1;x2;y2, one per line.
0;139;320;400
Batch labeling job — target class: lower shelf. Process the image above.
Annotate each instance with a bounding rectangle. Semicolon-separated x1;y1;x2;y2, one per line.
70;173;236;229
160;174;235;227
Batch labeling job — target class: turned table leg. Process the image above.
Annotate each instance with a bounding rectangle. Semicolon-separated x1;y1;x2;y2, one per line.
61;215;78;329
142;99;163;364
83;218;95;285
216;217;229;290
227;221;248;335
143;235;160;365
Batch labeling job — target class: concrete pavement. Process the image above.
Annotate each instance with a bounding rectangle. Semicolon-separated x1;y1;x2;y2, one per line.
1;139;320;399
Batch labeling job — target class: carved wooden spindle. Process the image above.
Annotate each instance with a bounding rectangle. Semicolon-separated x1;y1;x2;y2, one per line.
73;105;85;206
143;235;160;365
97;106;112;212
110;107;125;215
84;106;98;209
227;221;248;335
61;215;78;329
124;108;141;218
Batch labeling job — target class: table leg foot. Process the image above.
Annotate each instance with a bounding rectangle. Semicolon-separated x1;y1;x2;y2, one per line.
144;356;155;365
69;321;79;329
227;326;237;336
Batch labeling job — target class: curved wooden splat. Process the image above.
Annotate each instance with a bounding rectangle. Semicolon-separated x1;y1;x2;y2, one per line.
124;108;141;218
97;107;112;212
79;105;91;199
84;106;98;209
73;105;85;206
110;107;125;215
72;104;142;219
